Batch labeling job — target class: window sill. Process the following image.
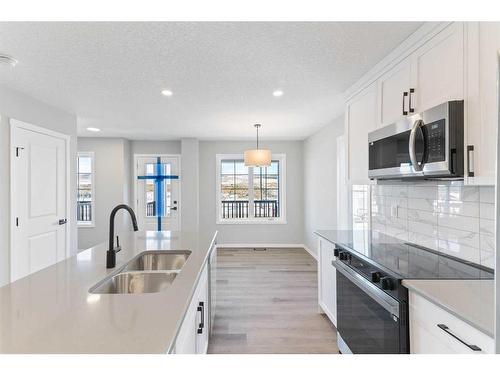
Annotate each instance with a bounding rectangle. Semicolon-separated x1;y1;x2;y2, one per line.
78;222;95;228
216;218;287;225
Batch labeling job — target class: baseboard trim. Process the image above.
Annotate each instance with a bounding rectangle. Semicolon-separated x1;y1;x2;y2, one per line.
217;243;318;261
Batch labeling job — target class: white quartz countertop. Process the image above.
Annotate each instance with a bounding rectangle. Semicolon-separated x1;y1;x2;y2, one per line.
402;279;494;338
0;230;217;353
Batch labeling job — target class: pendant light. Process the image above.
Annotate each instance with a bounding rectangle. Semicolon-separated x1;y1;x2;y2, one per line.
244;124;271;167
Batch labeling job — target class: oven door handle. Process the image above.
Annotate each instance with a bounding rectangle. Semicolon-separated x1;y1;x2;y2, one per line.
332;260;400;319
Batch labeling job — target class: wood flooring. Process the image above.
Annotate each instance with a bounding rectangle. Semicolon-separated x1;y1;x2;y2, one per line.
207;248;338;354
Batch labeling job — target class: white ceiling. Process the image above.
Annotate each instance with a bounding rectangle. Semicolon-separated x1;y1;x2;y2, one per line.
0;22;423;140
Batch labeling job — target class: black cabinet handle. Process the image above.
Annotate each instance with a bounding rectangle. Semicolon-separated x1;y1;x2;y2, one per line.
402;92;409;115
58;219;67;225
409;88;415;113
437;324;481;351
197;302;205;334
467;145;475;177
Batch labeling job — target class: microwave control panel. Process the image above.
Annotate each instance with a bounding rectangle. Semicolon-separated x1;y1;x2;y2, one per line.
425;119;446;163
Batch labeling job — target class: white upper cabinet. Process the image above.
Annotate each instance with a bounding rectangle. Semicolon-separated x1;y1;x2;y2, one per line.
376;22;464;129
345;22;497;185
465;22;500;185
377;58;412;127
346;82;377;183
410;22;464;113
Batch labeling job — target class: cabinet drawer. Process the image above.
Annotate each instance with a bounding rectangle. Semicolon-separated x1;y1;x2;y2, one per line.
409;292;494;354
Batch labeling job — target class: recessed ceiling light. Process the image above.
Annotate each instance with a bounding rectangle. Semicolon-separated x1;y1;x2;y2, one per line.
273;90;284;97
161;89;173;97
86;127;101;132
0;54;18;67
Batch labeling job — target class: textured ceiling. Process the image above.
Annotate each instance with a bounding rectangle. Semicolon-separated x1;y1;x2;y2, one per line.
0;22;423;140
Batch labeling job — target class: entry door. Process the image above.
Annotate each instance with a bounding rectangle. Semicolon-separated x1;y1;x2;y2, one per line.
135;155;180;231
11;120;68;282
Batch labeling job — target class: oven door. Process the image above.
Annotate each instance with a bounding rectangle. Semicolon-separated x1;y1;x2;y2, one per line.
334;260;402;353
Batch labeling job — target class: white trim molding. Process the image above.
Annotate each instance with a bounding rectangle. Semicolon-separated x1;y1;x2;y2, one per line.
215;153;287;224
77;151;95;228
217;243;318;261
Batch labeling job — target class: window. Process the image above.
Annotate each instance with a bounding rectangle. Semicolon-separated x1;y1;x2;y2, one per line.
216;154;286;223
77;152;94;226
144;161;172;218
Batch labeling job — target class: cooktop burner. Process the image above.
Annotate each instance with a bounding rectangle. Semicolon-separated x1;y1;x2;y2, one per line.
315;230;493;281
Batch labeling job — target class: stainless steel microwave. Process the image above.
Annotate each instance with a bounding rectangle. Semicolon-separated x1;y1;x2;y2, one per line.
368;101;464;180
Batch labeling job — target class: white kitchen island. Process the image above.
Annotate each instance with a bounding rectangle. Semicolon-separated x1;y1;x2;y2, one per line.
0;230;217;353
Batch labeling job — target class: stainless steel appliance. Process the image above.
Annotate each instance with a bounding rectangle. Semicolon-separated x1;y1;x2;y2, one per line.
368;101;464;179
333;248;408;354
328;231;493;354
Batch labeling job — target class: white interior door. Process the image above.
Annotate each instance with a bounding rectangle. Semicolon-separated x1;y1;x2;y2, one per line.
135;155;180;231
11;120;68;282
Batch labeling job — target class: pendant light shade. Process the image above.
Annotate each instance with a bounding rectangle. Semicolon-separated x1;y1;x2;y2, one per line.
244;149;271;167
244;124;271;167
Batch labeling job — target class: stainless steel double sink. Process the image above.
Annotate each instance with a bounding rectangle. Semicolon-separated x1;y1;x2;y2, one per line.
89;251;191;294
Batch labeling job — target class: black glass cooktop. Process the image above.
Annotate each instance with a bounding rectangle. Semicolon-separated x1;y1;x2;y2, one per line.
315;230;494;280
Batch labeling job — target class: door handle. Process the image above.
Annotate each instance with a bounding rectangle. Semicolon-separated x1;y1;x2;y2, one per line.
408;88;415;113
58;219;67;225
467;145;475;177
171;207;178;211
409;119;428;172
197;301;205;334
402;91;408;115
437;324;481;351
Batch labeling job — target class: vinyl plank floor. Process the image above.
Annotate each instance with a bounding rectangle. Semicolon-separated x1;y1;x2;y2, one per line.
207;248;338;354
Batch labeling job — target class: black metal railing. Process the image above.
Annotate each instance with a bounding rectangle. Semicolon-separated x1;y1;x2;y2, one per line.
146;201;156;217
254;200;279;218
77;201;92;222
221;200;278;219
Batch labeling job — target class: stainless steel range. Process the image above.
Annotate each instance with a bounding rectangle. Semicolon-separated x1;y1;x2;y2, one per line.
328;231;493;354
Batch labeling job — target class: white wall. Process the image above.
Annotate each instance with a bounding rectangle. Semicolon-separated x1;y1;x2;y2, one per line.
0;86;77;286
199;140;304;245
77;138;131;250
303;116;345;256
181;138;199;232
130;140;181;155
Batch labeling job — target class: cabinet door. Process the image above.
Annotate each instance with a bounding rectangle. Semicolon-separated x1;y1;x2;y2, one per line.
465;22;500;185
318;237;336;326
208;244;217;336
175;262;209;354
410;22;464;113
346;82;378;184
195;264;209;354
377;58;412;127
175;296;198;354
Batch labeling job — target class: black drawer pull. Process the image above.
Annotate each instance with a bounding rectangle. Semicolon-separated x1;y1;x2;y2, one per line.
437;324;481;351
197;301;205;334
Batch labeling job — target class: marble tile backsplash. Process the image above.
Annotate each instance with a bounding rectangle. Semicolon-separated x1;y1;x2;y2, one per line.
370;184;495;268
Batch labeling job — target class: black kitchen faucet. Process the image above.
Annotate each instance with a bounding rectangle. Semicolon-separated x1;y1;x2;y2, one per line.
107;204;139;268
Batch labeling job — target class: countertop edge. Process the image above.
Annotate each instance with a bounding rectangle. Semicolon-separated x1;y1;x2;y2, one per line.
165;230;218;353
402;279;494;339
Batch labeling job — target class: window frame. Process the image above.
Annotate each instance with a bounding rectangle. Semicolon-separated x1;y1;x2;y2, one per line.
216;153;286;224
77;151;95;228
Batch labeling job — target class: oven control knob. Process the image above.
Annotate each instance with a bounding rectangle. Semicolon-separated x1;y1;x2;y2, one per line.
333;248;340;257
371;271;381;283
380;276;394;290
339;252;348;261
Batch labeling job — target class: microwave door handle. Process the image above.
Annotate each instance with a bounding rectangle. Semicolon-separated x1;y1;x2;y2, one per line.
409;119;425;172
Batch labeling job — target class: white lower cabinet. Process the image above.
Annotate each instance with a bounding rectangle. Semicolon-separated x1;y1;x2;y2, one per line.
317;237;337;326
409;291;494;354
174;262;210;354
